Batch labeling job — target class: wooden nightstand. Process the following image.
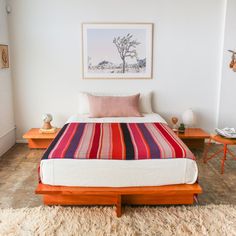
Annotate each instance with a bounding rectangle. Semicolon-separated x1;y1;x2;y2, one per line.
23;128;61;149
177;128;210;149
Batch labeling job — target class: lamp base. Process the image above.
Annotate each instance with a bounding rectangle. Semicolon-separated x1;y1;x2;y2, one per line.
39;127;57;134
42;121;52;130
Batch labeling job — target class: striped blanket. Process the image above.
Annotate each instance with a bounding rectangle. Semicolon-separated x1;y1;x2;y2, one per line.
42;123;194;160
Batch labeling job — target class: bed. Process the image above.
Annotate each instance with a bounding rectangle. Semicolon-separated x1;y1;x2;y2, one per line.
36;113;202;216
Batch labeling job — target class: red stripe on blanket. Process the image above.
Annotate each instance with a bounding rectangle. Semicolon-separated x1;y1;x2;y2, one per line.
111;124;123;160
89;123;101;159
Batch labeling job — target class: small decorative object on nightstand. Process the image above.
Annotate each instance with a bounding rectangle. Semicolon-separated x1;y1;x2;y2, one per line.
171;117;179;132
40;113;56;134
178;123;185;133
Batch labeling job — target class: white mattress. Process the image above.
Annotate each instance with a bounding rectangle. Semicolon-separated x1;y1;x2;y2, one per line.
40;113;198;187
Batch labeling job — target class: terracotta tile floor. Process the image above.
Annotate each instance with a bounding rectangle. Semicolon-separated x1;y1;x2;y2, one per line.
0;144;236;208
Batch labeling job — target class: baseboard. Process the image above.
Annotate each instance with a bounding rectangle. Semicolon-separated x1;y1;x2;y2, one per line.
0;128;16;157
16;139;28;144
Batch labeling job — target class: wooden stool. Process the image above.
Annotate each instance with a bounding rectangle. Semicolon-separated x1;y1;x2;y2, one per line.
203;134;236;174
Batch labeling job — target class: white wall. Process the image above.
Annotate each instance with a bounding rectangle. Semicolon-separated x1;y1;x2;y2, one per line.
0;0;15;155
7;0;226;141
218;0;236;128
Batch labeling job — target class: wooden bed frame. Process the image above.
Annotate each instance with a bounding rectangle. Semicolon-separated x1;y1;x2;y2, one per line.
36;183;202;217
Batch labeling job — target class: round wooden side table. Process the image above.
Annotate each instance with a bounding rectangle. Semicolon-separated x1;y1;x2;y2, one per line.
203;134;236;174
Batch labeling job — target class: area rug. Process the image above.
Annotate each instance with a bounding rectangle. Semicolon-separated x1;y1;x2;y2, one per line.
0;205;236;236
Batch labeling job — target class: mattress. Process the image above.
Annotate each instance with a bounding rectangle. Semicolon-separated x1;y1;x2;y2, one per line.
40;113;198;187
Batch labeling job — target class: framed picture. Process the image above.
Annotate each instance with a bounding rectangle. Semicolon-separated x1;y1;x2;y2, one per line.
82;23;153;79
0;44;9;69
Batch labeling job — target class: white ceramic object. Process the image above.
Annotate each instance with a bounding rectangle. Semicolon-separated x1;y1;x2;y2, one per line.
182;109;195;127
42;114;53;123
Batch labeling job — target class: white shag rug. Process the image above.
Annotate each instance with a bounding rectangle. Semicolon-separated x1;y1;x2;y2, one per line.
0;205;236;236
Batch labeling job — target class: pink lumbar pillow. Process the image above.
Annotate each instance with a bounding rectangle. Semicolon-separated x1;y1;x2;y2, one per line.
87;93;142;118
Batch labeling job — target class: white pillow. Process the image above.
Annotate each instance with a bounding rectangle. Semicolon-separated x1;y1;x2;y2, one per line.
139;92;153;113
78;92;90;114
78;92;153;114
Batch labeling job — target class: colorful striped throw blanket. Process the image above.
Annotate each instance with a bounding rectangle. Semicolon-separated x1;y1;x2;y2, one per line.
42;123;195;160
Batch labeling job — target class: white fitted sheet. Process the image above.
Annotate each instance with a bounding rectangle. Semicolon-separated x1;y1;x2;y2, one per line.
66;113;168;124
40;158;198;187
40;113;198;187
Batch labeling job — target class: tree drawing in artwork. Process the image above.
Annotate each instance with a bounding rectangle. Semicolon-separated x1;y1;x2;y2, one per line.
113;34;140;73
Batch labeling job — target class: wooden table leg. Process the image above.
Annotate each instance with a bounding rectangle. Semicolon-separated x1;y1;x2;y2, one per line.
203;138;211;163
221;144;227;174
227;148;236;159
115;195;122;217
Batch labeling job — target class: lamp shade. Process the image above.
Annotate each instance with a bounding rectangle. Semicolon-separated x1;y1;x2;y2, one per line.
42;113;53;123
182;109;195;127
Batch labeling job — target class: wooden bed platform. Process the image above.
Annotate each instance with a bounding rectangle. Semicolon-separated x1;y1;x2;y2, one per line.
36;183;202;217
